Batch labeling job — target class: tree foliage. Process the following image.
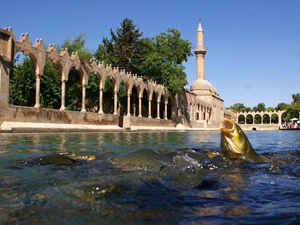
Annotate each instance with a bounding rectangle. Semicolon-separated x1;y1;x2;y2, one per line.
275;102;288;111
226;103;250;113
143;29;193;94
9;56;36;106
292;93;300;104
94;18;145;76
94;18;193;94
252;103;266;113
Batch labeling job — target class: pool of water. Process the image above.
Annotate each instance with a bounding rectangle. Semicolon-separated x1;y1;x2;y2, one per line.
0;130;300;224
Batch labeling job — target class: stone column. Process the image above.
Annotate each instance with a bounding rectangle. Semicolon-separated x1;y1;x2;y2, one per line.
164;101;168;120
113;91;118;115
81;84;86;112
60;80;66;110
190;104;193;121
0;61;10;111
98;88;103;114
148;99;152;118
127;94;131;116
156;101;160;119
133;103;136;116
138;97;142;117
279;114;282;125
34;74;41;108
0;30;14;112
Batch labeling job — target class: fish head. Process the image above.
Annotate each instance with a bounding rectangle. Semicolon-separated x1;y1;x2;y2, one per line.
219;119;250;160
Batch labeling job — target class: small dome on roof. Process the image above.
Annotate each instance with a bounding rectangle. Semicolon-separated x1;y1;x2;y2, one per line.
190;79;218;95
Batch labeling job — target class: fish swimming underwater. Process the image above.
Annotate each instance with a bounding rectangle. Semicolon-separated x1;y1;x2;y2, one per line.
219;119;270;163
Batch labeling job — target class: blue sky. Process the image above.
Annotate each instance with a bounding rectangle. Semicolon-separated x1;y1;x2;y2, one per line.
2;0;300;108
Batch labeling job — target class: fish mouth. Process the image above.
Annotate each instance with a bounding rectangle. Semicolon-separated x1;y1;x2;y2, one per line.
220;119;234;132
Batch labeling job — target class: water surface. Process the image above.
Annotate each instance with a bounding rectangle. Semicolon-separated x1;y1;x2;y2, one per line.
0;130;300;224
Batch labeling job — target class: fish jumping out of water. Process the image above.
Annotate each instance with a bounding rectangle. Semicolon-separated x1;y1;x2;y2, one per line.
219;119;270;163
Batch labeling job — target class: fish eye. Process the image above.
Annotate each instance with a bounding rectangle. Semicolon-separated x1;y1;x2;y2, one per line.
239;130;243;134
110;157;116;162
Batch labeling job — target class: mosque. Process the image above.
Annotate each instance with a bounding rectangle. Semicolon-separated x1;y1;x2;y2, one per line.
172;22;236;129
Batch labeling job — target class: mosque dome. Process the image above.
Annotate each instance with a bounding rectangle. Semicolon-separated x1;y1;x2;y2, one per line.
190;78;218;95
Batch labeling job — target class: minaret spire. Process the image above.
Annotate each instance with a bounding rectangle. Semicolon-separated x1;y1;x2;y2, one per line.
194;21;207;80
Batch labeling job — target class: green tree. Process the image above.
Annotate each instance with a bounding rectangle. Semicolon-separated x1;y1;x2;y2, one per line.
60;32;92;61
40;61;61;109
275;102;288;111
143;29;193;94
95;18;193;94
252;103;266;113
226;103;250;113
292;93;300;104
283;102;300;122
94;18;145;76
9;56;36;106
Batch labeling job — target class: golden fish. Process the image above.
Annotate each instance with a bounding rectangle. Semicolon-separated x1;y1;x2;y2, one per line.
219;119;270;163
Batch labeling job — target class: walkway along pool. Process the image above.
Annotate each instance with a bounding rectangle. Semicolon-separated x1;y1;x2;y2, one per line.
0;130;300;224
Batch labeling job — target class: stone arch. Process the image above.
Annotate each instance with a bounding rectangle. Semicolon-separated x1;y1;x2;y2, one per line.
196;103;200;120
130;85;139;116
254;114;262;124
9;55;36;107
271;113;279;124
159;94;165;119
102;76;115;114
238;114;245;124
202;105;206;121
14;36;46;109
246;114;253;124
84;72;99;112
151;91;157;118
117;80;128;116
141;88;149;117
39;59;61;109
64;65;84;111
262;113;270;124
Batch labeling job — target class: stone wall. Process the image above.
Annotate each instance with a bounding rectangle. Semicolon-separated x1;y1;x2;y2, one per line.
130;116;173;127
2;106;118;125
239;124;279;131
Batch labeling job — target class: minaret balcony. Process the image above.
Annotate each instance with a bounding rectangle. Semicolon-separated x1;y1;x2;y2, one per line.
194;46;207;54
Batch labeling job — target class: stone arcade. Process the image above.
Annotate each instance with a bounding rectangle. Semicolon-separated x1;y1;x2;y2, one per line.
0;23;233;131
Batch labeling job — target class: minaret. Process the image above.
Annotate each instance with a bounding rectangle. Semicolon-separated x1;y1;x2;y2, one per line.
194;22;207;80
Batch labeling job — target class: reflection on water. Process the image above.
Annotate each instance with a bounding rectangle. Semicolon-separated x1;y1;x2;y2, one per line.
0;130;300;224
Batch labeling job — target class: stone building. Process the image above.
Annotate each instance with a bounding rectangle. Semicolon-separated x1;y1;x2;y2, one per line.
172;22;225;128
0;22;229;130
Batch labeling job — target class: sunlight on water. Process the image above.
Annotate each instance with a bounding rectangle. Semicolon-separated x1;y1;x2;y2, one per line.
0;130;300;224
